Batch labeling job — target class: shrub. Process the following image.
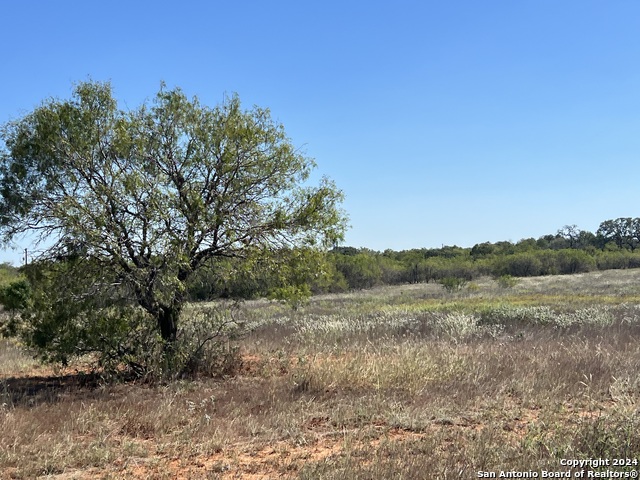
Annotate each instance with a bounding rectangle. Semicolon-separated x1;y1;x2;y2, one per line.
23;299;243;380
16;261;243;380
0;279;32;337
0;279;31;311
171;305;243;378
493;253;543;277
555;249;595;274
496;274;519;289
438;277;467;292
333;253;383;289
595;250;640;270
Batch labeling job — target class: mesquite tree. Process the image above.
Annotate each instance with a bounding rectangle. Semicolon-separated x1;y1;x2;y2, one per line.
0;81;346;356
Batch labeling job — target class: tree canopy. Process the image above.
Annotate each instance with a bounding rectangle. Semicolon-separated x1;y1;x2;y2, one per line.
0;81;346;362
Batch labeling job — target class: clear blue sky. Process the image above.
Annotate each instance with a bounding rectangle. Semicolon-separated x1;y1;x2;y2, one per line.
1;1;639;265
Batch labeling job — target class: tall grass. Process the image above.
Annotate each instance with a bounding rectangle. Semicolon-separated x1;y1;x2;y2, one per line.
1;269;640;478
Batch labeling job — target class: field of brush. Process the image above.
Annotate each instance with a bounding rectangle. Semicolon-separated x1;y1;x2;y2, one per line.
2;269;640;479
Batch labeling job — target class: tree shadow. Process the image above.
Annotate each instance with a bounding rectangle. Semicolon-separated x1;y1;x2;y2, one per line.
0;372;103;407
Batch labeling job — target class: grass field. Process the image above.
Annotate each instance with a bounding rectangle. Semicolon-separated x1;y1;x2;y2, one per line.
2;269;640;479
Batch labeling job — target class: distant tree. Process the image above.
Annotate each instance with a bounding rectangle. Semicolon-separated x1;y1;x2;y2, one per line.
0;81;346;367
515;238;538;252
558;225;581;249
597;220;621;249
577;230;597;250
555;249;595;274
597;218;639;251
0;262;20;287
549;235;570;250
435;245;467;259
331;246;359;256
470;242;495;259
631;218;640;251
333;252;383;289
494;252;542;277
536;235;555;250
493;241;516;256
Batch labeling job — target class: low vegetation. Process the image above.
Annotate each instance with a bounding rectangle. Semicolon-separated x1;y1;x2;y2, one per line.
2;269;640;478
184;219;640;301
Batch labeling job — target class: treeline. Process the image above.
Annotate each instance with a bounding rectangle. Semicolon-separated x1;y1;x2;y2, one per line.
183;218;640;300
4;218;640;303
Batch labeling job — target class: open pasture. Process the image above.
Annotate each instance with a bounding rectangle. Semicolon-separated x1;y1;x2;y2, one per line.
2;269;640;479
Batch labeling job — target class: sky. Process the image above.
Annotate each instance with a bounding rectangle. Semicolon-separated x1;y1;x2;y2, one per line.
1;1;639;265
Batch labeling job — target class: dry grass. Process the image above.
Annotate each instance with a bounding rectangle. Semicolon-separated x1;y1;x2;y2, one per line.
2;269;640;478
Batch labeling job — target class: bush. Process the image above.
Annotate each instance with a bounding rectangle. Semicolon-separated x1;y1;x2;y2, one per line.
496;274;519;289
494;253;542;277
595;250;640;270
171;305;243;379
438;277;467;292
0;279;31;312
417;257;478;283
333;253;383;289
17;260;243;380
24;299;243;380
555;249;595;274
0;279;32;337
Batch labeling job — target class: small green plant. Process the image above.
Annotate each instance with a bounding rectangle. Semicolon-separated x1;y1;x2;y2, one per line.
496;274;519;289
466;282;480;292
438;277;467;292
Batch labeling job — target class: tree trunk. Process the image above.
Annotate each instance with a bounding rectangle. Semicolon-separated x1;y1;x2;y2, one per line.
157;304;180;346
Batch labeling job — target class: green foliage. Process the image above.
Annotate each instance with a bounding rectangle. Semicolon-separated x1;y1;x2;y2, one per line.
0;80;346;369
332;252;384;289
16;260;138;367
494;252;543;277
491;249;595;278
496;274;519;289
0;278;31;311
189;238;640;299
0;278;31;336
554;249;595;274
470;242;495;258
597;218;640;251
438;276;467;292
14;259;241;379
596;250;640;270
0;262;20;287
186;248;345;302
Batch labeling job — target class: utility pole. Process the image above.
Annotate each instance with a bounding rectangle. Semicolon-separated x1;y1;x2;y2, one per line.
23;248;28;266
